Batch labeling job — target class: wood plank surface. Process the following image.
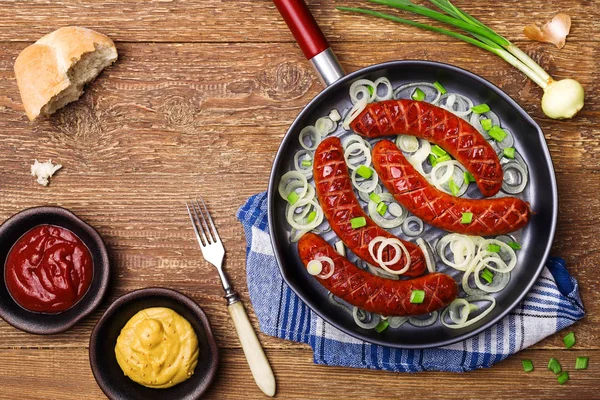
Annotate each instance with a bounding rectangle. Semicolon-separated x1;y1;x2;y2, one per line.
0;0;598;398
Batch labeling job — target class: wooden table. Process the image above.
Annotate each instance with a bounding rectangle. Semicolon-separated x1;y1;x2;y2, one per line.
0;1;598;398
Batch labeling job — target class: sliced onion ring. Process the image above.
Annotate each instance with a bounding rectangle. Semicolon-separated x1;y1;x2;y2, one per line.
402;216;424;237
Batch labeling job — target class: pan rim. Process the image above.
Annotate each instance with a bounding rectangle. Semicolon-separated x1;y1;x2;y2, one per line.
267;59;558;349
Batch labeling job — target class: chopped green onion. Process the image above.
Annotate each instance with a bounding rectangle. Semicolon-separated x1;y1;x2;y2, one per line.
461;212;473;224
503;147;516;159
301;159;312;167
522;359;534;373
557;371;569;385
563;332;576;349
367;85;375;96
448;177;460;196
429;154;439;167
471;103;491;114
287;191;299;205
488;126;507;142
436;154;451;163
369;192;382;204
548;358;562;374
431;145;447;157
575;356;589;370
480;118;493;131
350;217;367;229
375;319;389;333
376;202;388;216
412;87;426;101
487;244;501;253
433;81;447;95
307;211;317;223
410;290;425;304
356;165;374;179
464;171;475;183
508;241;522;250
480;268;494;284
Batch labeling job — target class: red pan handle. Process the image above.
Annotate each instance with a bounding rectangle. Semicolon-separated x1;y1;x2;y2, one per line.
272;0;345;86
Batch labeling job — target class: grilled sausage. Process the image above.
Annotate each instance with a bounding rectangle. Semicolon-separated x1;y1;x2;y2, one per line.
350;99;503;197
298;233;458;316
372;140;531;236
314;137;426;277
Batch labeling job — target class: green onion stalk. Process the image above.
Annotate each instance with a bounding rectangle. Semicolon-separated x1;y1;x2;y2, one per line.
338;0;585;119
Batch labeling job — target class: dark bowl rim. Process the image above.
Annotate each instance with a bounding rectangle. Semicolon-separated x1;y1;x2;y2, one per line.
88;287;219;400
0;205;111;334
267;59;557;349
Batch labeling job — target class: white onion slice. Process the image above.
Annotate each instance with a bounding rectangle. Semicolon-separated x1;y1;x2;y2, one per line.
387;316;409;328
342;99;368;130
329;109;341;122
352;307;381;329
393;82;441;104
350;79;377;104
314;256;335;279
344;142;372;171
436;233;476;271
293;150;313;178
307;259;323;276
359;183;382;203
501;161;528;194
351;167;378;193
417;238;436;273
396;135;420;153
286;198;323;230
409;311;438;327
441;296;496;329
373;77;393;101
368;237;411;275
406;139;431;176
469;110;500;138
402;216;424;237
335;241;345;256
278;171;308;200
438;92;474;117
315;116;336;137
299;125;321;150
368;192;406;229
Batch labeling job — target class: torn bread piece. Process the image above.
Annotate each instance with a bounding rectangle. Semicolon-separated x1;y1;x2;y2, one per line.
14;27;118;121
31;159;62;186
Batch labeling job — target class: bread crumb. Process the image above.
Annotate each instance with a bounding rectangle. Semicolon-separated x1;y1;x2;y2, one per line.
31;159;62;186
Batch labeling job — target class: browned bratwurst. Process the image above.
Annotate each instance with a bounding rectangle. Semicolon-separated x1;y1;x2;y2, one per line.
298;233;458;316
350;99;503;197
313;137;426;277
373;140;531;236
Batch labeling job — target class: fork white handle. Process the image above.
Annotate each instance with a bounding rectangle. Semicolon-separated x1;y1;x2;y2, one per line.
228;301;276;397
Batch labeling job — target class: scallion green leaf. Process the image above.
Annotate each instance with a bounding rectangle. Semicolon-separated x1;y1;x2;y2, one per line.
548;358;562;374
429;154;438;167
350;217;367;229
356;165;374;179
367;85;375;96
287;191;299;205
307;211;317;223
503;147;516;159
480;118;493;131
433;80;447;95
448;177;460;196
369;192;382;204
563;332;576;349
375;319;389;333
575;356;589;370
376;202;388;216
557;371;569;385
522;359;534;373
461;212;473;224
410;289;425;304
471;103;491;114
301;159;312;167
508;241;522;250
412;87;426;101
488;126;507;142
487;244;501;252
436;154;451;163
464;171;475;183
431;145;447;157
480;268;494;284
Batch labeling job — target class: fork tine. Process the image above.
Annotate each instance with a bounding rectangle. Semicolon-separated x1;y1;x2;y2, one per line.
187;200;209;246
193;198;214;244
199;197;221;242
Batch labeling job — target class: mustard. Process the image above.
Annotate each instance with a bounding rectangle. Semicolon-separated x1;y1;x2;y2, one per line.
115;307;199;389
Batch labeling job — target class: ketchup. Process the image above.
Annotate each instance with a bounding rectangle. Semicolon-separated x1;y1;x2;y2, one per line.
5;225;93;313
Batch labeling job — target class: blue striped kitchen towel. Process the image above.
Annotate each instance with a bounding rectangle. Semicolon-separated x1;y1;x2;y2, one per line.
237;192;585;372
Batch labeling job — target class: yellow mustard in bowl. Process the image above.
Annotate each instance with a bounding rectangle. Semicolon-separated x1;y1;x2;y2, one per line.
115;307;199;389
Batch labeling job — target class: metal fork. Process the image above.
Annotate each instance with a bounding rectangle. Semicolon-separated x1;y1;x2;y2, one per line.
186;198;276;397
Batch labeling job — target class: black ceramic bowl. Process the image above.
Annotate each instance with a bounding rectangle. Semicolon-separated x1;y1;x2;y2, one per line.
89;288;219;400
0;206;110;334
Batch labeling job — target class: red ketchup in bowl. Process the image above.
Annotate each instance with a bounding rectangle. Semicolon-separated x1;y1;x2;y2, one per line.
5;225;93;313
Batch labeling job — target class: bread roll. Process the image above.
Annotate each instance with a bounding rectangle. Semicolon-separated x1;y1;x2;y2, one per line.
14;26;118;121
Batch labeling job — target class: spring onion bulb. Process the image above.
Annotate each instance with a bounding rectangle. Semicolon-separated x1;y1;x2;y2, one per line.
368;237;412;274
338;1;585;119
